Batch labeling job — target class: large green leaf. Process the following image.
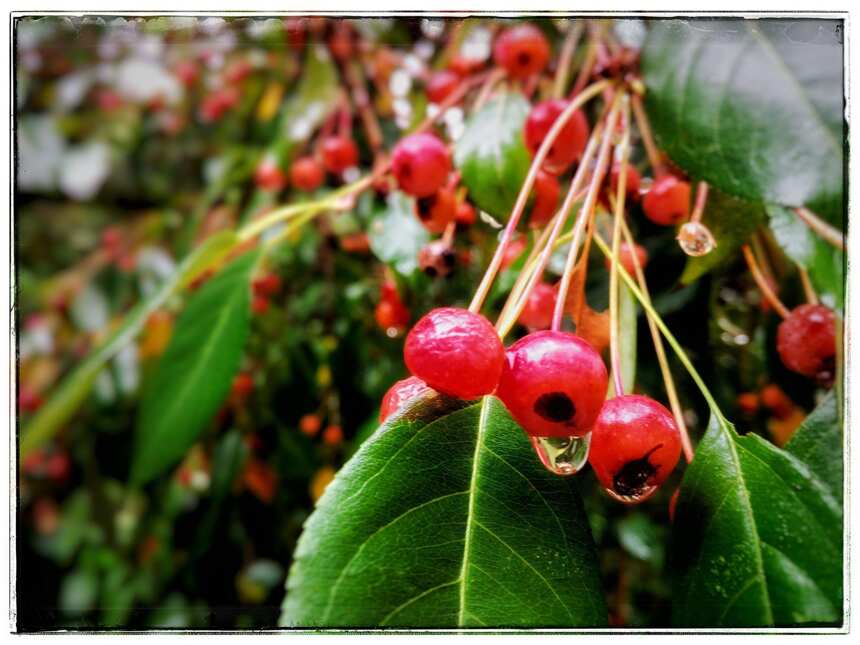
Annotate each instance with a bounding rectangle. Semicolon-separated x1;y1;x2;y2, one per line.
681;190;766;284
281;395;607;628
785;392;842;503
454;90;531;220
21;230;238;459
671;415;842;627
130;250;258;485
642;19;844;224
368;191;430;276
767;204;844;310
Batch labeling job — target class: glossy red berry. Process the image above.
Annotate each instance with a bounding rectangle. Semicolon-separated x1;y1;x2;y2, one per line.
589;395;682;503
290;156;325;191
529;169;561;227
414;187;457;234
455;201;477;227
776;304;836;382
642;175;691;226
254;159;287;191
493;23;550;79
321;135;359;173
518;282;557;330
610;162;641;203
604;242;648;276
380;376;432;423
426;70;460;104
418;240;457;278
404;307;505;399
524;99;589;175
392;133;451;198
497;331;608;438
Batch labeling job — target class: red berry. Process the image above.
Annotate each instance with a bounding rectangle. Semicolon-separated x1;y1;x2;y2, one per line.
529;169;561;227
642;175;691;226
413;187;457;234
18;386;43;413
380;376;432;423
224;58;253;84
418;240;457;278
175;59;200;87
299;413;321;437
604;242;648;276
404;307;505;399
455;201;477;227
493;23;550;79
426;70;460;104
252;295;270;315
231;372;254;400
328;22;354;61
497;331;608;437
255;159;288;191
321;136;359;173
776;304;836;382
518;282;557;330
96;88;123;112
500;235;527;271
290;156;325;191
759;384;793;419
736;391;760;416
392;133;451;198
610;163;641;203
589;395;681;503
252;273;281;297
448;55;484;77
524;100;589;175
323;425;343;445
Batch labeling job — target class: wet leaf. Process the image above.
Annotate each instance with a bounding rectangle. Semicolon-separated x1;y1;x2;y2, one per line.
785;392;842;503
282;395;606;628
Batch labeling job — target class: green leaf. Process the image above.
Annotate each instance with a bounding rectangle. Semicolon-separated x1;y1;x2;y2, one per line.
368;191;430;276
21;230;238;459
616;514;665;570
643;19;844;224
282;395;606;628
785;392;842;503
671;415;842;627
767;204;844;310
130;250;258;485
454;90;531;219
681;191;766;284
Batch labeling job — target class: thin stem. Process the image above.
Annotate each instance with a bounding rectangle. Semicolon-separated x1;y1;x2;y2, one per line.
345;60;383;152
794;207;845;251
551;94;623;331
620;218;694;463
468;79;613;315
798;265;819;305
553;21;584;99
570;40;597;97
472;68;506;111
630;94;663;176
690;181;709;223
593;232;728;425
742;244;790;319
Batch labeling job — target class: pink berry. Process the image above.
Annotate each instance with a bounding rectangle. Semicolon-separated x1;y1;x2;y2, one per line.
404;307;505;399
524;99;589;175
321;136;359;173
392;133;451;198
426;70;460;104
518;282;557;330
380;376;433;423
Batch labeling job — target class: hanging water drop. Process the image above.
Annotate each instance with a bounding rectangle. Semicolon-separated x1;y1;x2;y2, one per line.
676;221;716;256
530;433;591;476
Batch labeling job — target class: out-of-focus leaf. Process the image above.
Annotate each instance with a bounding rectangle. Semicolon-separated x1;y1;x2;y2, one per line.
454;90;531;219
368;191;430;276
616;514;665;570
59;568;99;616
785;392;842;503
131;250;258;485
282;395;606;628
643;19;844;224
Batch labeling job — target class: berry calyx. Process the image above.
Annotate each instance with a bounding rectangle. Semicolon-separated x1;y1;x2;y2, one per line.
589;395;681;503
518;282;557;330
391;133;451;198
380;376;432;422
604;242;648;276
321;135;359;174
496;331;608;438
529;169;561;227
404;307;505;399
290;156;325;191
493;23;550;79
426;70;460;104
776;304;836;383
523;99;589;175
413;187;457;234
418;239;457;278
642;175;691;226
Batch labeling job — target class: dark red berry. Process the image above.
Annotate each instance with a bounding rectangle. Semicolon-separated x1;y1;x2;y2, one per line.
776;304;836;382
604;242;648;276
252;295;270;315
380;376;433;423
231;372;254;400
610;162;641;203
426;70;460;104
524;99;589;175
493;23;550;79
392;133;451;198
328;22;354;61
589;395;681;502
254;158;288;191
414;187;457;234
455;201;477;227
299;413;321;437
252;273;281;297
529;169;561;227
736;392;760;416
290;156;325;191
18;385;43;413
404;307;505;399
642;175;691;226
321;136;359;174
418;240;457;278
497;331;608;437
518;282;557;330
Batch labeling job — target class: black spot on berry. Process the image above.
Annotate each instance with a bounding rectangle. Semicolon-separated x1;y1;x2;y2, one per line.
613;444;662;497
442;250;456;267
424;266;438;277
416;196;435;220
816;355;836;387
517;52;532;68
534;392;576;423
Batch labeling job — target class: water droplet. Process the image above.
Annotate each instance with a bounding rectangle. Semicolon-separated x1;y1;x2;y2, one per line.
530;434;591;476
677;222;717;257
604;483;658;504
